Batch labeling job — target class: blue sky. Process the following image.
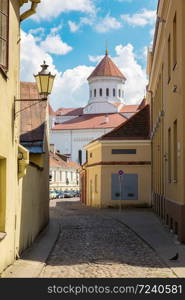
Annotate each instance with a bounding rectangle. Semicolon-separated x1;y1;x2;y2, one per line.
20;0;158;109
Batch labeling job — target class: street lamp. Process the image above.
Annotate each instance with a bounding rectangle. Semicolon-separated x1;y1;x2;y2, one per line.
34;61;56;100
14;61;56;118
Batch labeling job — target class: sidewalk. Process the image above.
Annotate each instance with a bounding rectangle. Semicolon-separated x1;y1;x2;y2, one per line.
104;208;185;278
1;202;60;278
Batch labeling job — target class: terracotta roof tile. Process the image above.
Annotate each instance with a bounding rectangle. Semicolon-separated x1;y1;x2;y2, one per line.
20;82;47;143
119;105;139;113
56;107;84;116
87;54;126;80
100;105;150;140
52;113;127;130
50;151;80;169
49;104;56;116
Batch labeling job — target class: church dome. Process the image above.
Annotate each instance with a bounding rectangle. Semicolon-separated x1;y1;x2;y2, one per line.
87;50;126;81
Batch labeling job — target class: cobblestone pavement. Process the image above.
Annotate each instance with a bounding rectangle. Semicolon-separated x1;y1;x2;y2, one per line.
40;199;176;278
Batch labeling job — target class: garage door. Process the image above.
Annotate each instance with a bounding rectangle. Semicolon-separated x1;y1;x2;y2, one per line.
111;173;138;200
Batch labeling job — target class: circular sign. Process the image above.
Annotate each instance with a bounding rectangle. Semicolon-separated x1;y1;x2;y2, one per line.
118;170;124;176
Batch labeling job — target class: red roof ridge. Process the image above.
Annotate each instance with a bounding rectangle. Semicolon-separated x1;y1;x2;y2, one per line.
87;54;126;80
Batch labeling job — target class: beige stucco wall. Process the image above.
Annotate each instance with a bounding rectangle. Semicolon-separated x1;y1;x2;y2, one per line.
0;0;20;273
17;151;49;254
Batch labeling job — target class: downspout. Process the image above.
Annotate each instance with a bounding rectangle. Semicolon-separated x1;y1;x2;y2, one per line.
20;1;40;22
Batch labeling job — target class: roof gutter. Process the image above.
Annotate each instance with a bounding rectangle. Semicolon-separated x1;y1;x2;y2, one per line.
20;0;41;22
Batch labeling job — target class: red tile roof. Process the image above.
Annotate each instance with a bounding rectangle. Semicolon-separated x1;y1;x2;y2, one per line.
87;54;126;80
56;107;84;116
119;105;139;113
100;105;150;140
50;151;80;169
20;82;47;143
52;113;127;130
49;104;56;116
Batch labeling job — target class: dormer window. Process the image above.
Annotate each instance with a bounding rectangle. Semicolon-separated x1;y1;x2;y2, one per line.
94;89;96;97
99;88;102;96
113;88;116;97
106;88;109;97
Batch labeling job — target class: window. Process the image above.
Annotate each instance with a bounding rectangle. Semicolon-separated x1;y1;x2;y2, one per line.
71;171;73;181
0;157;6;233
106;88;109;97
54;170;56;182
0;0;9;70
60;171;62;182
113;88;116;97
112;149;136;154
94;89;96;97
168;127;171;182
78;150;82;165
168;35;171;83
173;120;177;182
99;88;102;96
95;174;98;193
119;89;121;97
173;13;177;68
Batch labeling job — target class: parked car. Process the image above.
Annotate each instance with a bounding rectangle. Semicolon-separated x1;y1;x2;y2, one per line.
49;190;58;200
58;191;65;199
63;191;73;198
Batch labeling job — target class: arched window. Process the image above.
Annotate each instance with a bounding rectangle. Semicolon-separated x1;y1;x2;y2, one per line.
99;88;102;96
113;88;116;97
94;89;96;97
106;88;109;97
119;89;121;98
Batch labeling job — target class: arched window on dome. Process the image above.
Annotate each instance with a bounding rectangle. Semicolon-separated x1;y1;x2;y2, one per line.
94;89;96;97
119;89;121;98
99;88;102;96
113;88;116;97
106;88;109;97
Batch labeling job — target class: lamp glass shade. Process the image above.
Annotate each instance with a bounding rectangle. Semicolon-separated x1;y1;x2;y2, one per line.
34;62;55;97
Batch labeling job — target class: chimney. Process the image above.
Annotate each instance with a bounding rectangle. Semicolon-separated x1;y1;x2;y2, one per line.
104;114;109;124
50;144;56;154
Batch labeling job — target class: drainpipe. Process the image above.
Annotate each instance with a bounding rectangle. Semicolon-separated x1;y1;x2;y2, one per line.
20;0;41;22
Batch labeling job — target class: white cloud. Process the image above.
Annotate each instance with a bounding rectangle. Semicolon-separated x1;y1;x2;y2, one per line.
32;0;96;21
50;24;63;34
21;31;147;109
40;34;73;55
121;9;156;27
68;21;80;33
95;14;122;33
113;44;147;103
29;27;45;35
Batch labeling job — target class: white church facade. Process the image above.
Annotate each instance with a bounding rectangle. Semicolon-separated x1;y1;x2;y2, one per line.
50;50;145;164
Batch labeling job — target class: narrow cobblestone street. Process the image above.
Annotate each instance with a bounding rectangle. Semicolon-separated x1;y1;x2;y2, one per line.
40;199;175;278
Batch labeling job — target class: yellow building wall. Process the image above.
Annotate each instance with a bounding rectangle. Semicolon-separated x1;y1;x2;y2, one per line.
101;165;151;208
148;0;185;205
86;166;102;207
0;0;20;273
102;142;151;162
85;141;151;208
